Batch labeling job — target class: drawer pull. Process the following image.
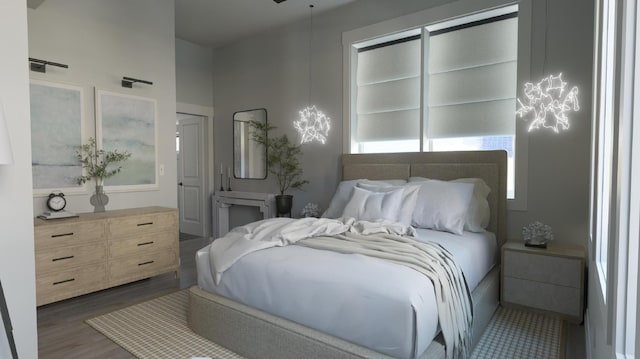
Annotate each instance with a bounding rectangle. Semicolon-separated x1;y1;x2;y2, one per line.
52;255;74;262
137;241;154;246
53;278;75;285
137;222;154;227
138;260;154;266
51;232;74;238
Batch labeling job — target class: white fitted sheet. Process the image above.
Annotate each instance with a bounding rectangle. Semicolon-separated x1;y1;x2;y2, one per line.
196;229;497;359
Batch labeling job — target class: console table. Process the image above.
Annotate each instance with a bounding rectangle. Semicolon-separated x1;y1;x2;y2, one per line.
214;191;276;237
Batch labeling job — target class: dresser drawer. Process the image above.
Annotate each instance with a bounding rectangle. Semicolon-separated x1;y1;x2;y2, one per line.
107;211;177;238
503;276;582;318
108;231;176;258
36;242;106;273
36;263;107;306
35;220;106;249
108;250;177;284
503;249;582;287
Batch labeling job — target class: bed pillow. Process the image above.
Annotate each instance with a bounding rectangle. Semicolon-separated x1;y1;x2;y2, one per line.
410;177;491;232
322;179;407;219
452;178;491;232
357;182;421;226
410;179;474;235
341;186;405;222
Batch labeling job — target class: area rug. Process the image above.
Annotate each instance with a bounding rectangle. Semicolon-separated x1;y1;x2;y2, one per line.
88;290;565;359
471;306;566;359
86;290;244;359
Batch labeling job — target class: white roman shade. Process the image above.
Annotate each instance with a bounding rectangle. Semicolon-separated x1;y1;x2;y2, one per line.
427;16;518;139
356;37;421;142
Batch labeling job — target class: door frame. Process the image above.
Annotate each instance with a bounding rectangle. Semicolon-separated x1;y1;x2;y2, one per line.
177;102;214;237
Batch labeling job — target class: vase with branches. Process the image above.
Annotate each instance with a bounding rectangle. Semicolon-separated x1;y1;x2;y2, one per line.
250;120;309;216
76;137;131;212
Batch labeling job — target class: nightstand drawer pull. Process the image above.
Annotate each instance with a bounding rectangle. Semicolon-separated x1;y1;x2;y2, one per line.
137;222;154;227
137;241;154;246
52;255;74;262
138;260;154;266
53;278;75;285
51;232;74;238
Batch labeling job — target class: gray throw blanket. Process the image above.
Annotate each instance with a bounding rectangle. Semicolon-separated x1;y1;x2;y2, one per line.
297;232;473;359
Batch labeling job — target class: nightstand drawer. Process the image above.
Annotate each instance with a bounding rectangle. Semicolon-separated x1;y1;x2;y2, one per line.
503;249;582;287
503;276;581;318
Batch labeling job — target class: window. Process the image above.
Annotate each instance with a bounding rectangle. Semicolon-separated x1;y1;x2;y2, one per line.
344;2;527;204
591;0;617;294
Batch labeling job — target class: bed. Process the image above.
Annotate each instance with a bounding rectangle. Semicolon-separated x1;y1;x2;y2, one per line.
188;150;507;359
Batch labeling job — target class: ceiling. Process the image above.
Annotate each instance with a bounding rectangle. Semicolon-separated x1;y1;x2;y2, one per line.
175;0;358;48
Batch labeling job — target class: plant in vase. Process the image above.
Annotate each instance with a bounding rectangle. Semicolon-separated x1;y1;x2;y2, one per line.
250;120;309;217
76;137;131;212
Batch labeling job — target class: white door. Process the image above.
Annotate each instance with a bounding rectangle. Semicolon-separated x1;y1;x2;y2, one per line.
177;114;206;237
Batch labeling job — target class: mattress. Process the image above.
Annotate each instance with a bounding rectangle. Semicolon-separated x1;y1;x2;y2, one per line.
196;228;497;359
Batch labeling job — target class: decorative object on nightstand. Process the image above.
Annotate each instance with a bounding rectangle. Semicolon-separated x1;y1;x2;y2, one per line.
75;137;131;212
522;220;554;248
300;202;320;218
249;120;309;218
501;241;585;323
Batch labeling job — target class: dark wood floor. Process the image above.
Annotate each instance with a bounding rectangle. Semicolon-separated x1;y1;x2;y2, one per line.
38;236;586;358
37;236;212;359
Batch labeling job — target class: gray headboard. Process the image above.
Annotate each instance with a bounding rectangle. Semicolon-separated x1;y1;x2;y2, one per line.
341;151;507;247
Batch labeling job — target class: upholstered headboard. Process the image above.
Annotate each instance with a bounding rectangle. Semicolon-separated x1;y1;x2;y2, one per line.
341;151;508;247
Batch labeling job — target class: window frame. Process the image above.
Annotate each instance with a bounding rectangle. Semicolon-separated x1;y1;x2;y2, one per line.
342;0;531;211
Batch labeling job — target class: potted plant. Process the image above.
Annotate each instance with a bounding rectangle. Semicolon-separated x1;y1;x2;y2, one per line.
76;137;131;212
250;120;309;216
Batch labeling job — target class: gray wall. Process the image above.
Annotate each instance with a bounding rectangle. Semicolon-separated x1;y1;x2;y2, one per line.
212;0;594;246
0;1;38;357
176;38;214;108
27;0;178;214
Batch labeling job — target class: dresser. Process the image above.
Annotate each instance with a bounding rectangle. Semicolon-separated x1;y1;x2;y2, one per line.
34;206;179;306
501;241;585;323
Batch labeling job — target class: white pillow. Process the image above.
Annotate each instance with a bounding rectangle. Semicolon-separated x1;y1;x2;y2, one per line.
322;179;407;218
410;179;474;235
341;186;404;223
452;178;491;232
409;177;491;232
357;182;421;226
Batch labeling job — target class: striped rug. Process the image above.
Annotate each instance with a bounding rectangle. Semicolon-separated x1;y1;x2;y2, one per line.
86;290;244;359
471;306;566;359
88;290;564;359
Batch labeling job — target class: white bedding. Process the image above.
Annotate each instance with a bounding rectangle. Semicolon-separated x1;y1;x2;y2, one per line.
196;224;497;359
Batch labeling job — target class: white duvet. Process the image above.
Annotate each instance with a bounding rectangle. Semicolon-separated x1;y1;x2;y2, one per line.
208;217;415;284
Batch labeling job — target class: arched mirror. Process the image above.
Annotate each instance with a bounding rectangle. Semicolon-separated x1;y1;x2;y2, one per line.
233;108;267;179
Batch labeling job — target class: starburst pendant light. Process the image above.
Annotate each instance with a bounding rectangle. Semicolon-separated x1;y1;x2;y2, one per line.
516;73;579;133
515;0;579;133
294;4;331;144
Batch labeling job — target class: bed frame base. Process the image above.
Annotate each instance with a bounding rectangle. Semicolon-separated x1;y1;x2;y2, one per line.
187;266;500;359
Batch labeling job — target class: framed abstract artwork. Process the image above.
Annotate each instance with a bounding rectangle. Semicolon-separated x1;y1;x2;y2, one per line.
30;80;85;194
96;89;157;190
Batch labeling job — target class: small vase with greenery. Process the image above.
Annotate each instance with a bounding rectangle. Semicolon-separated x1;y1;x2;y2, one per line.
250;120;309;216
76;137;131;212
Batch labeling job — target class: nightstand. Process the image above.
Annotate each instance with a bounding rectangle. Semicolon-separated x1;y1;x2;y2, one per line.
501;241;585;323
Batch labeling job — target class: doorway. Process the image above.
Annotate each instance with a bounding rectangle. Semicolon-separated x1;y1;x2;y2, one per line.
176;113;207;238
